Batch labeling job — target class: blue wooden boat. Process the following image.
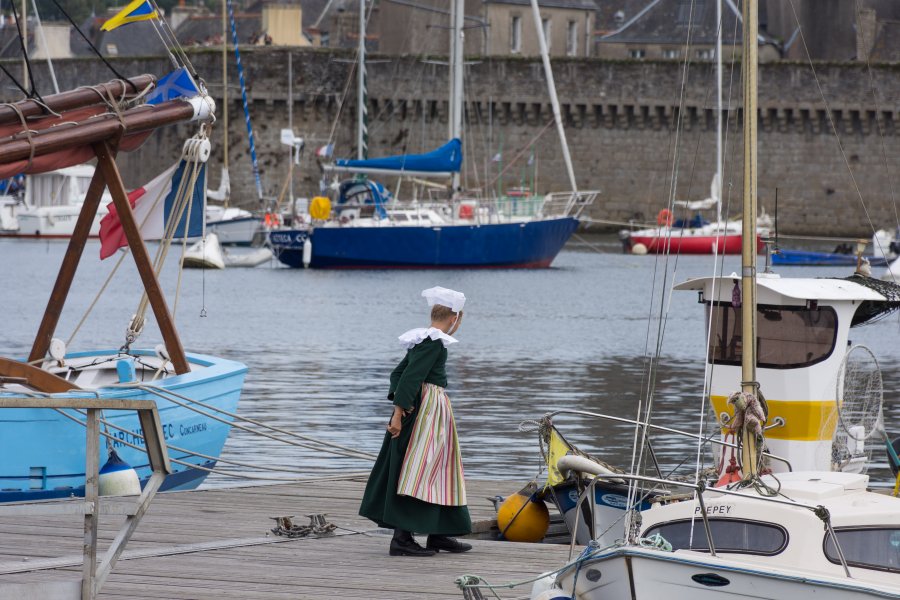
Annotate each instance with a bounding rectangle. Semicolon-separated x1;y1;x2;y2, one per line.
772;248;889;267
0;350;246;502
0;74;247;502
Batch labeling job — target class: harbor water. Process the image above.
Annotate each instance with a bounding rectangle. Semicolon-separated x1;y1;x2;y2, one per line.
3;236;900;488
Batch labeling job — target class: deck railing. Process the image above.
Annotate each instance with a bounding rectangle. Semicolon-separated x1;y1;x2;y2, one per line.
0;397;171;600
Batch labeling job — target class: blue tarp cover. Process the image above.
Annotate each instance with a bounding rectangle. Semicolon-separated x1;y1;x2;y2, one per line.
335;138;462;173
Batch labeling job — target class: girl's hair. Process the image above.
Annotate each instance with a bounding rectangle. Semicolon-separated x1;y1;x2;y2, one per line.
431;304;456;321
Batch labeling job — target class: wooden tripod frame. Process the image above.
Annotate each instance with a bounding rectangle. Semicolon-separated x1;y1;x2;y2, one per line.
26;139;190;374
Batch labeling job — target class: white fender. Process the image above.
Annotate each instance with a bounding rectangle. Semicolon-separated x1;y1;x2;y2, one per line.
557;455;618;477
302;237;312;268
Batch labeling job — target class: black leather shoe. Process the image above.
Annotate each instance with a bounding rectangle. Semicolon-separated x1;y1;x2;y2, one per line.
389;537;436;557
426;535;472;553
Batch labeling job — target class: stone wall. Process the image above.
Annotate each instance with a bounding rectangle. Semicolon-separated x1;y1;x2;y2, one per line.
9;48;900;236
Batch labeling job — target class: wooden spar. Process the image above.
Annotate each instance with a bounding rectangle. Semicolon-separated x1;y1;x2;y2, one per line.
0;100;197;166
93;140;190;375
28;163;111;364
741;0;761;479
0;357;79;392
0;75;156;126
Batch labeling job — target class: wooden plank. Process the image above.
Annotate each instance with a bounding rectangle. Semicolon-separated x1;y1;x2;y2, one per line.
92;140;189;374
0;478;569;599
0;358;78;393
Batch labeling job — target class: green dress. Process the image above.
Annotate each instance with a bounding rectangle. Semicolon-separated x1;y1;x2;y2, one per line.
358;336;472;535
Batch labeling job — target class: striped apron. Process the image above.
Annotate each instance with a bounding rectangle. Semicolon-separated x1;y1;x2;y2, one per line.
397;383;467;506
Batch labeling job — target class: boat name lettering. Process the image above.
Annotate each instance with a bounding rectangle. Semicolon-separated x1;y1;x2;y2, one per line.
180;422;208;436
111;423;175;448
270;232;307;245
600;493;629;509
695;504;734;516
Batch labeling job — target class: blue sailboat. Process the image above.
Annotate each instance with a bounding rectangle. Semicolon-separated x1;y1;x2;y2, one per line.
269;0;596;269
269;140;592;269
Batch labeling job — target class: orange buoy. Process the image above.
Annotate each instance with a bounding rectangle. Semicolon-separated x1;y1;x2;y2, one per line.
657;208;674;227
496;482;550;543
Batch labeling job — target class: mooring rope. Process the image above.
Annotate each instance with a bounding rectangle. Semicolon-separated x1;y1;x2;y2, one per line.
52;406;369;482
123;382;377;461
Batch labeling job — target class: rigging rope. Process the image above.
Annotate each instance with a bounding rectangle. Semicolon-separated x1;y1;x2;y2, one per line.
52;406;371;482
47;0;130;84
786;0;880;248
9;0;41;102
115;382;377;460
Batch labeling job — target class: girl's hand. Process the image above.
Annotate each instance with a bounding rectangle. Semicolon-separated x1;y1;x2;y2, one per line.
387;406;406;438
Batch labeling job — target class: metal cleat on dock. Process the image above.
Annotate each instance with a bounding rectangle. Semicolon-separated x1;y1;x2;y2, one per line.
270;513;337;538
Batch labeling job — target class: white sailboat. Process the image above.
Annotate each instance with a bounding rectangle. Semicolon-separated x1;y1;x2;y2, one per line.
516;0;900;597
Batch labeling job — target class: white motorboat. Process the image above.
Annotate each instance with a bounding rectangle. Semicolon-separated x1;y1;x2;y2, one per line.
7;165;110;238
205;204;263;246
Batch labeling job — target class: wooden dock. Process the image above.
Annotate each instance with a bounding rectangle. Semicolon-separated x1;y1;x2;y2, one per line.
0;477;575;599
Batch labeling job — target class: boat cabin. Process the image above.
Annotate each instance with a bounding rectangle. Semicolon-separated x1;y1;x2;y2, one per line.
675;273;898;474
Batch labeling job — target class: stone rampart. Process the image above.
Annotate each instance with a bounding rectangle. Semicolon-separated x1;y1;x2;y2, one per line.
7;48;900;236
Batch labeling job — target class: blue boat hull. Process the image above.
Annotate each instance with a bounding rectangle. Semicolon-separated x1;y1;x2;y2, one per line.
773;249;889;267
0;350;247;503
269;218;579;268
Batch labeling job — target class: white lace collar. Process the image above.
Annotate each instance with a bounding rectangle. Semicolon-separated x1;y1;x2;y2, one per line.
398;327;458;349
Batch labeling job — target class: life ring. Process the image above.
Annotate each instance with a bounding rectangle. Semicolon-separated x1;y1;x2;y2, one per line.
657;208;674;227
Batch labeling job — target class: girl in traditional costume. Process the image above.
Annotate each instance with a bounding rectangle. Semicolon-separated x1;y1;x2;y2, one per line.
359;286;472;556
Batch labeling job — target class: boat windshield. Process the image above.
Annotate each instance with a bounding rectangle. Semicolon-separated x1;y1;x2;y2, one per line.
706;302;838;369
824;528;900;573
645;518;787;556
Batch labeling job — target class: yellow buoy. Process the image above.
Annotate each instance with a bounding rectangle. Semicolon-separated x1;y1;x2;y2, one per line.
309;196;332;220
497;481;549;543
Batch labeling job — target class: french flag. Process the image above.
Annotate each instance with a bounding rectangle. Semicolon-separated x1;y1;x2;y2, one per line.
99;160;206;260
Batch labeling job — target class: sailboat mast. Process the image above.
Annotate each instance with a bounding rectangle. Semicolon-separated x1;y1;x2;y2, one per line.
222;0;228;174
357;0;368;160
715;0;722;224
450;0;464;193
740;0;758;395
529;0;577;193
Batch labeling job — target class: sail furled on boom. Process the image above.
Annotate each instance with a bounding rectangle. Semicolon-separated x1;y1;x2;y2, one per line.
839;275;900;326
332;138;462;176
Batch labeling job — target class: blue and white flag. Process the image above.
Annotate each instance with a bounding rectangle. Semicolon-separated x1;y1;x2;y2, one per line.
147;67;201;105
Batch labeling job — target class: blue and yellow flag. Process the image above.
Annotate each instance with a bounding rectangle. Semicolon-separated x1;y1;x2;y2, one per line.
101;0;158;31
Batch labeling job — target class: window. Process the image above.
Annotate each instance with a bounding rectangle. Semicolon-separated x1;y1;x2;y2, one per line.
706;302;838;369
645;519;788;556
629;48;646;59
542;18;552;51
824;528;900;573
697;48;715;59
510;15;522;53
614;10;625;26
566;21;578;56
662;49;680;59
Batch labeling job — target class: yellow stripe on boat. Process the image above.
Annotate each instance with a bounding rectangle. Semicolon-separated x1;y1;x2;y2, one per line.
710;395;837;441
